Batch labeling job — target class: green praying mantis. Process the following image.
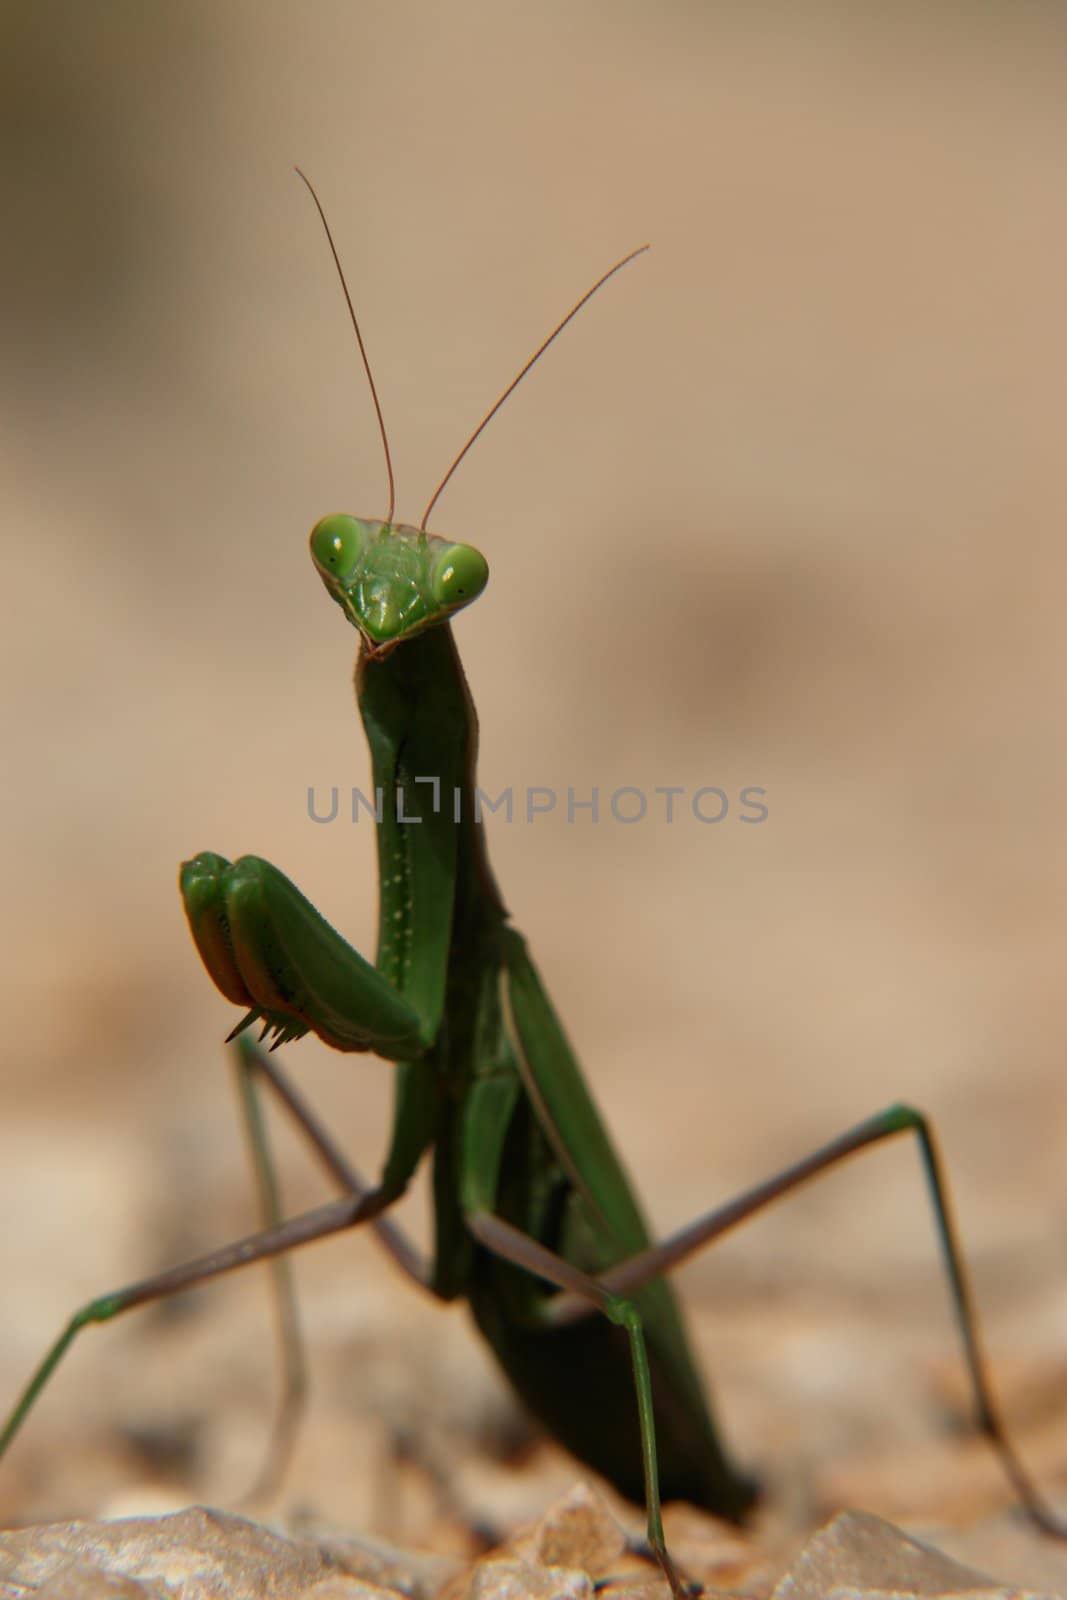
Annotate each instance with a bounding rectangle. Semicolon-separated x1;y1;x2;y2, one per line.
2;173;1065;1594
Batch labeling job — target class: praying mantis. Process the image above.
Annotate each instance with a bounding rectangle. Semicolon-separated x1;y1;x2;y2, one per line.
2;173;1065;1594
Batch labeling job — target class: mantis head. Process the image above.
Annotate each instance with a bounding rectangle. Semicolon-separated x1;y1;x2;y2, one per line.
295;168;642;659
310;514;489;651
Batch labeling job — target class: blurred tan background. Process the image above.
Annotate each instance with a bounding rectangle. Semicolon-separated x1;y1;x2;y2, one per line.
3;0;1067;1562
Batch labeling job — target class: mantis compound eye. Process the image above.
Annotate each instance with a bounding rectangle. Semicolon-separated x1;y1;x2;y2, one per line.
430;542;489;612
310;514;367;582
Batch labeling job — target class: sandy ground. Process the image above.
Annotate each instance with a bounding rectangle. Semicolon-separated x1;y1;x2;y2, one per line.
3;2;1067;1586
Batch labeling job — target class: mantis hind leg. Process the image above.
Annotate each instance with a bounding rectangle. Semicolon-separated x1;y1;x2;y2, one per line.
0;1172;412;1475
0;1032;441;1502
466;1209;692;1600
544;1103;1067;1540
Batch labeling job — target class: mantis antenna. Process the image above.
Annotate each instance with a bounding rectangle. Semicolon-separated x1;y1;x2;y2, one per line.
420;243;650;530
295;166;397;527
295;166;647;534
